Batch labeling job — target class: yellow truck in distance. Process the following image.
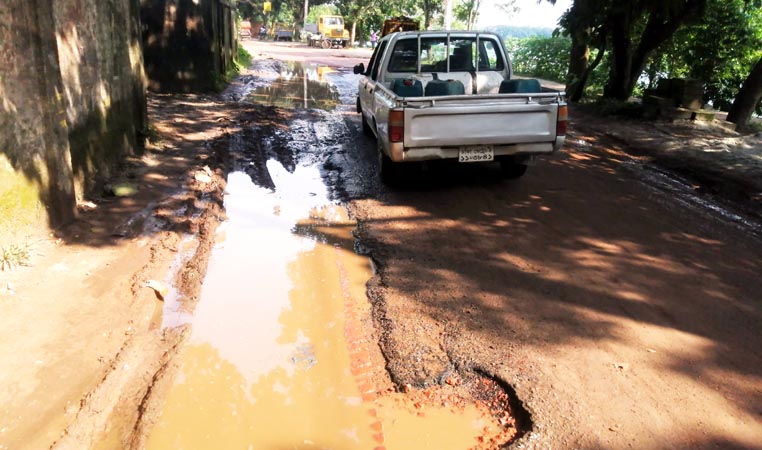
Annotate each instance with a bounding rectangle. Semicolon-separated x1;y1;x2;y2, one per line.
305;15;349;48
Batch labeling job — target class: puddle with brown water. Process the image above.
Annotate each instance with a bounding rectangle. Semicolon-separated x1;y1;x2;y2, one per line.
246;62;340;110
146;162;505;449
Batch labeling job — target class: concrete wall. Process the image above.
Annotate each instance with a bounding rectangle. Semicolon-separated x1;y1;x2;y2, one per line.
141;0;237;92
0;0;146;237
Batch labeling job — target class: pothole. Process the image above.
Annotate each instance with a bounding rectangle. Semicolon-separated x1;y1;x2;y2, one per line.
141;59;528;449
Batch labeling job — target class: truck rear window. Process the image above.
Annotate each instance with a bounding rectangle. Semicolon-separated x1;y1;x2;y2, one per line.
387;36;506;73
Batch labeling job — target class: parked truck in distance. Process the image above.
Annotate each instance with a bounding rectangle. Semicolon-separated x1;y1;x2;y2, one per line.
304;15;349;48
271;23;294;41
353;30;567;182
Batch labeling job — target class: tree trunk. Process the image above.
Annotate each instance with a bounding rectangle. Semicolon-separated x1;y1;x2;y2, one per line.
444;0;452;29
571;40;606;102
626;0;705;96
422;0;432;29
727;56;762;128
351;20;357;47
604;0;706;100
566;33;590;101
603;9;632;100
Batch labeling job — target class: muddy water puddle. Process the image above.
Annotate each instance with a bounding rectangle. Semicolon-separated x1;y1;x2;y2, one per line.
146;161;507;449
246;62;340;110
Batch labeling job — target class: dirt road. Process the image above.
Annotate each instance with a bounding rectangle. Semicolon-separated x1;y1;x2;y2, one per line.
1;39;761;450
342;77;762;450
239;42;762;449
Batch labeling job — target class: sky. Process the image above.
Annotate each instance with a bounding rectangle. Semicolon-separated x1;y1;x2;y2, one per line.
477;0;572;29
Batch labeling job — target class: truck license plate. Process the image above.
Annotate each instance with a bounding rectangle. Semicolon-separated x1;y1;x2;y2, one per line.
458;146;494;162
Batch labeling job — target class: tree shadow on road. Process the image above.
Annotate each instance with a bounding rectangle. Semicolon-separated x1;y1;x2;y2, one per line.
302;119;762;449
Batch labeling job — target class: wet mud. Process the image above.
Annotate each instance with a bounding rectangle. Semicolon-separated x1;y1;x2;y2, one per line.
244;62;341;110
141;60;523;448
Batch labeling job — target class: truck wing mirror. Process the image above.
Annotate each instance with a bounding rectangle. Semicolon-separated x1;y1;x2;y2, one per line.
353;63;365;75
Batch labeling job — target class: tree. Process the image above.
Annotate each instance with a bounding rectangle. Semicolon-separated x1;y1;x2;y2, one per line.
336;0;419;45
553;0;709;100
727;56;762;128
643;0;762;111
338;0;378;44
559;0;608;101
603;0;707;100
453;0;517;31
419;0;443;29
454;0;482;30
444;0;453;29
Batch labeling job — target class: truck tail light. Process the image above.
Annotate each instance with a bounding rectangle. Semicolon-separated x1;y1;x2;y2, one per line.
389;109;404;143
556;105;568;136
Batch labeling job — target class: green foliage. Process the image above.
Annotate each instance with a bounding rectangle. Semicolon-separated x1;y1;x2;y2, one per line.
337;0;420;42
210;46;252;92
306;4;340;23
644;0;762;111
505;35;570;82
236;46;253;70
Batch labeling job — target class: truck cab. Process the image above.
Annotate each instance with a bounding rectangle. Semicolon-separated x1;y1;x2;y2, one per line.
306;15;349;48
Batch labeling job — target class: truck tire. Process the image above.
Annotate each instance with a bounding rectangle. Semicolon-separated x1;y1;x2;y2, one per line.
321;39;331;49
361;112;373;137
500;160;528;179
378;147;399;185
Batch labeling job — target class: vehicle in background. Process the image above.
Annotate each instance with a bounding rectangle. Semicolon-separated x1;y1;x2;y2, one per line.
381;16;419;37
239;20;252;40
272;23;294;41
304;15;349;49
353;30;567;182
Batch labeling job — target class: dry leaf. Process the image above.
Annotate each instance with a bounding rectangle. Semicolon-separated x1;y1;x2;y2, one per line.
144;280;168;300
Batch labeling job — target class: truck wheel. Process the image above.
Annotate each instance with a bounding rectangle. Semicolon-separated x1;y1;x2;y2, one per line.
379;148;399;185
500;161;528;179
321;39;331;49
361;112;373;136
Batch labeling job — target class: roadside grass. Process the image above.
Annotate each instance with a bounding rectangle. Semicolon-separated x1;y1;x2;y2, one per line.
236;46;253;70
1;242;32;271
212;46;253;91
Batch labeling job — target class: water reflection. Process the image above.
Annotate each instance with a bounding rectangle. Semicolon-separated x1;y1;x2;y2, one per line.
247;62;340;110
147;165;375;448
146;163;494;449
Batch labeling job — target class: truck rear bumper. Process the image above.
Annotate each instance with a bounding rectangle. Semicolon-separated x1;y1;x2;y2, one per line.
394;138;563;162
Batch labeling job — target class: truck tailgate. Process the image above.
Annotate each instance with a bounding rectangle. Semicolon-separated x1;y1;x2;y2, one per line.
403;102;558;148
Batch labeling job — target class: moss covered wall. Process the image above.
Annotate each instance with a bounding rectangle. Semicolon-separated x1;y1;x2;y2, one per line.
54;0;147;195
0;0;77;235
0;0;146;237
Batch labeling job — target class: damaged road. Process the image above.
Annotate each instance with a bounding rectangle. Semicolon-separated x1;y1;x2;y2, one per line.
1;39;761;450
234;43;762;450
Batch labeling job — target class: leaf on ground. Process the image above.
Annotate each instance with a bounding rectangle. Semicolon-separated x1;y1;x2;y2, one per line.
144;280;168;300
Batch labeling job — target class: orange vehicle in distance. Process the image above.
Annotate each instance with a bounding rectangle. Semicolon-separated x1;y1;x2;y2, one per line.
381;17;419;37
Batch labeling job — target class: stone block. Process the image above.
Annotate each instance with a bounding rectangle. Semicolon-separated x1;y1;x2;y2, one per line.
691;110;717;122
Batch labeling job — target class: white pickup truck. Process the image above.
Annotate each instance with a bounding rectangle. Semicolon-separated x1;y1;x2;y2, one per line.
353;30;567;181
